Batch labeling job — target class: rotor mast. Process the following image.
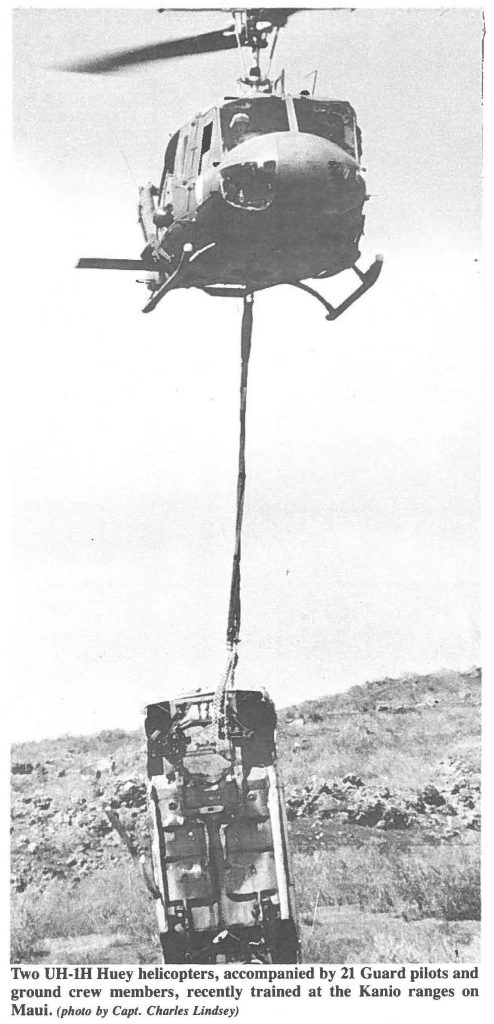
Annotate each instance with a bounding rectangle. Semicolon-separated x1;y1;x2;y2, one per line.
234;10;286;94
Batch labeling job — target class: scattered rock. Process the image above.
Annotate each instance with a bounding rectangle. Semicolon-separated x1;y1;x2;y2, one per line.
422;785;446;807
111;780;146;809
348;796;385;828
285;767;480;835
342;774;364;788
12;762;34;775
35;798;52;811
10;671;481;895
289;717;306;731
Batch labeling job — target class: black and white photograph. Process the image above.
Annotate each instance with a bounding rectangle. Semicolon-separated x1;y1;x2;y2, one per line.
10;3;482;971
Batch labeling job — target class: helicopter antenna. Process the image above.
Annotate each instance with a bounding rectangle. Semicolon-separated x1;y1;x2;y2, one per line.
101;109;138;188
300;68;319;97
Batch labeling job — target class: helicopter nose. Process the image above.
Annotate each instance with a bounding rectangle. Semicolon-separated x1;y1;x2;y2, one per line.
219;132;365;214
278;133;365;212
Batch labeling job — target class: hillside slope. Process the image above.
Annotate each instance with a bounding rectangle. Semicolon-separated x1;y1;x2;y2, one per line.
11;667;480;963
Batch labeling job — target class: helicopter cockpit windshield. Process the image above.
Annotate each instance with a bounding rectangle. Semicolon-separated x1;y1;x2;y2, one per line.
293;99;358;158
221;98;289;152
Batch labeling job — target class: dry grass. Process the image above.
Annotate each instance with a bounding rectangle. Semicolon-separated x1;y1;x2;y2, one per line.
11;864;159;963
303;913;479;963
295;843;480;925
11;669;480;963
11;843;479;963
279;702;480;795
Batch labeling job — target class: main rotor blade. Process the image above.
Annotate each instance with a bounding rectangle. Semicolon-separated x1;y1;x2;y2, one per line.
57;28;239;74
56;9;306;75
254;9;300;28
77;258;150;270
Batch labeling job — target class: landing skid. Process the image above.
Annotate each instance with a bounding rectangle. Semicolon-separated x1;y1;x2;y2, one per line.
141;244;194;314
77;248;383;319
291;255;383;320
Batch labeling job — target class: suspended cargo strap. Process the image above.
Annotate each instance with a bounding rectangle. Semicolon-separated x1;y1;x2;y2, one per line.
212;645;238;744
227;292;254;651
213;294;254;742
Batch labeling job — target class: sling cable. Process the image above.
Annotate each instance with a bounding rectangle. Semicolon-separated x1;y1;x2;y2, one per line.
213;293;254;741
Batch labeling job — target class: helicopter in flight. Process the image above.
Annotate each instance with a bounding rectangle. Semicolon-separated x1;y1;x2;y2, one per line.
61;8;383;317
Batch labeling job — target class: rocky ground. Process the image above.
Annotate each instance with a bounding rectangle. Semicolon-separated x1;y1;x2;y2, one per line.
11;768;148;894
11;667;481;962
11;668;480;895
286;757;480;834
11;755;480;896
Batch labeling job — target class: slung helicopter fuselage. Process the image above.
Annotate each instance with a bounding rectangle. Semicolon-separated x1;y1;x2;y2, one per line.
143;93;368;291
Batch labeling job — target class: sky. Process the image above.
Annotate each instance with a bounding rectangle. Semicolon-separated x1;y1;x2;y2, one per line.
9;5;482;740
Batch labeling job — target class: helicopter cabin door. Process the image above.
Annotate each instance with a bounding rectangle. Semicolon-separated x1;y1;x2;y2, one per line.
185;112;219;216
164;125;189;221
179;118;200;217
167;118;201;219
161;114;219;222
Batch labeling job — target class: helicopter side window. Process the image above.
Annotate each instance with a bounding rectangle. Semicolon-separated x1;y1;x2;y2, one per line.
159;131;180;196
164;132;179;174
294;99;356;156
198;121;213;174
220;98;289;152
174;132;189;181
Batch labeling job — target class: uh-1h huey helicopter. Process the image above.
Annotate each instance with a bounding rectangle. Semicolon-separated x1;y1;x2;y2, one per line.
62;8;383;315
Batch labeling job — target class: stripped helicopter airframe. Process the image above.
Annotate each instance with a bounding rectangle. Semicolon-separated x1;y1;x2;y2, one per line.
65;8;383;316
